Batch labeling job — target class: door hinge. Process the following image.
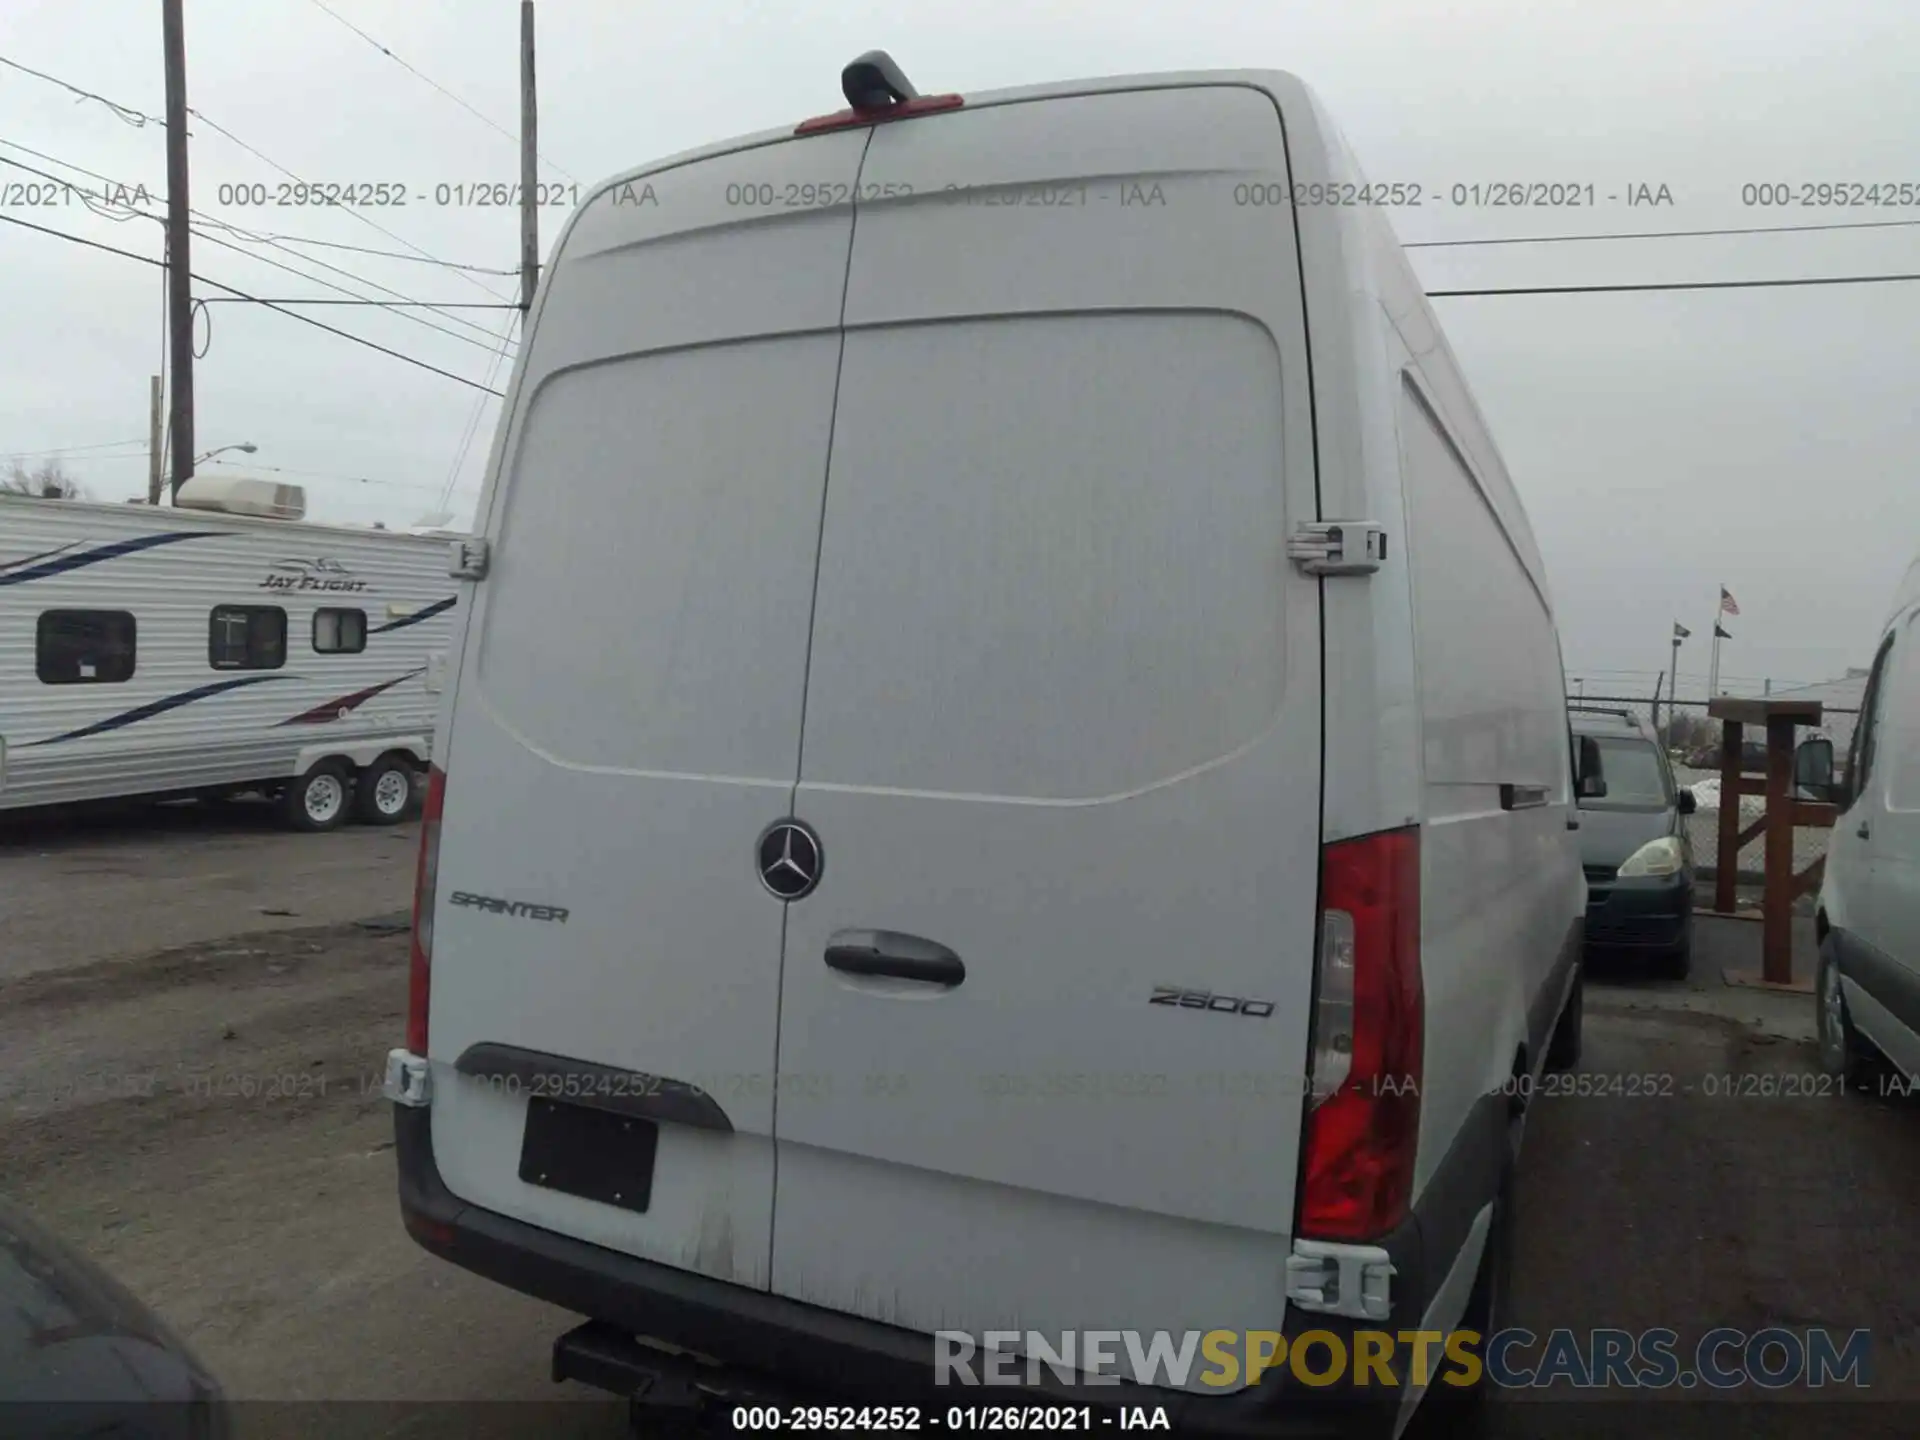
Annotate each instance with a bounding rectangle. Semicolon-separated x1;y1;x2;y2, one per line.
1285;1239;1395;1321
449;536;490;580
384;1049;433;1107
1288;521;1386;576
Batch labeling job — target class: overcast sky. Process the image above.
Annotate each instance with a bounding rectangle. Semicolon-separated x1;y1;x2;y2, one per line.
3;0;1916;697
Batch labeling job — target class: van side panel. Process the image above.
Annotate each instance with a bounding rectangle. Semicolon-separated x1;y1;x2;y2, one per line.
1278;87;1574;1216
1396;374;1571;1170
425;134;868;1288
1869;609;1920;1010
1884;608;1920;818
768;86;1325;1381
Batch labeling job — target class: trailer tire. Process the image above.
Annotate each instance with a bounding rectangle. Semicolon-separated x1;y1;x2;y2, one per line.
281;760;352;833
354;755;416;826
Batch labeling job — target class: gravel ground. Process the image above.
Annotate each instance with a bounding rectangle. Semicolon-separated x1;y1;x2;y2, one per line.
0;798;416;981
4;910;1918;1438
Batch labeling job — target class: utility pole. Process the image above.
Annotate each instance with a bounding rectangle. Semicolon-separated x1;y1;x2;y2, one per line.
162;0;196;500
519;0;539;313
146;374;164;504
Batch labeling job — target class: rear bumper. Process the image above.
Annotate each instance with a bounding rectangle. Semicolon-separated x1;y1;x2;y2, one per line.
394;1093;1507;1438
1584;872;1692;950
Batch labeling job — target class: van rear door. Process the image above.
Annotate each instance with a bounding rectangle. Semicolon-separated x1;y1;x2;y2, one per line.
425;132;867;1289
770;85;1325;1377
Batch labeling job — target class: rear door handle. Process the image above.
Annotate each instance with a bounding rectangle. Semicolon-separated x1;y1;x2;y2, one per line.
824;930;965;987
1858;820;1871;840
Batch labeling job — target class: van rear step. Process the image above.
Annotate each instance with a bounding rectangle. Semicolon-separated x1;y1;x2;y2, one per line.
552;1319;791;1414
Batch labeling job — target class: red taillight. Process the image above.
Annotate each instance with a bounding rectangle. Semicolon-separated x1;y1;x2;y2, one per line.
401;1206;457;1252
794;93;964;135
406;765;446;1055
1298;826;1422;1241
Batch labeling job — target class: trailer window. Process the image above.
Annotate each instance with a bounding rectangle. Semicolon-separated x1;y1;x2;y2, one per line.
37;610;136;684
209;605;287;670
313;608;367;654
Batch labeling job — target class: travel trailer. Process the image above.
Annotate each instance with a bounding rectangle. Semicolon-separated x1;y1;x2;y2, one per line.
387;55;1594;1436
0;476;458;829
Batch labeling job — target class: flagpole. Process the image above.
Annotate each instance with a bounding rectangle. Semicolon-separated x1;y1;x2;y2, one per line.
1668;632;1682;726
1708;588;1721;696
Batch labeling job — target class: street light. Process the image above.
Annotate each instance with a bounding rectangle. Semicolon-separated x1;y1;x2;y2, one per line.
194;441;257;464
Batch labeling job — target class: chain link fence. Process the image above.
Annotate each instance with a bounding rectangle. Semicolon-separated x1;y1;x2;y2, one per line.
1569;694;1859;883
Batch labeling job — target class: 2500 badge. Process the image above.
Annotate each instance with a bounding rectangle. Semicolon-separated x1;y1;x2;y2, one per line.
1149;986;1276;1018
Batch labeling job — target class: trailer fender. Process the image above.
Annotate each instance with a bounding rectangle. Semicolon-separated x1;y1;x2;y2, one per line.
294;736;431;776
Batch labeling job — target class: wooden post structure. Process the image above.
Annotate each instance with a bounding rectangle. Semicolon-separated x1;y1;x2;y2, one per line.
1763;712;1797;984
520;0;539;313
161;0;196;500
1713;714;1743;916
1706;697;1830;986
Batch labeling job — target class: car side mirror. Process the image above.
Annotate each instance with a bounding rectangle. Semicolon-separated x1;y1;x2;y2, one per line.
1794;736;1838;803
1576;735;1607;799
1677;788;1696;815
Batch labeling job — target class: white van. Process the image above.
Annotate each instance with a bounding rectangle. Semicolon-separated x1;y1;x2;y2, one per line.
1811;551;1920;1089
387;55;1592;1434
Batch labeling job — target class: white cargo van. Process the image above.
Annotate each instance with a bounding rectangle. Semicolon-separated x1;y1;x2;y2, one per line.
387;55;1592;1435
1810;551;1920;1088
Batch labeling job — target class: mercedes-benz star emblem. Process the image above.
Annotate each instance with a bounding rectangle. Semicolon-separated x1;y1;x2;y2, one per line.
756;819;823;901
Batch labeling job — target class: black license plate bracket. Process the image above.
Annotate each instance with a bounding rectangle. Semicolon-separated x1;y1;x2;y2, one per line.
518;1097;660;1214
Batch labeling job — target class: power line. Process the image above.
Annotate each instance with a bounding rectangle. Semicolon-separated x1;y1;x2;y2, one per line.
182;227;521;353
0;53;164;127
187;226;520;345
189;211;517;343
439;315;518;511
301;0;577;182
26;450;189;467
185;211;522;348
182;107;516;304
0;210;504;394
1405;214;1920;250
0;136;517;276
194;297;518;307
0;144;518;351
0;59;518;300
0;148;508;352
237;230;521;275
190;204;519;339
3;438;148;458
1429;270;1920;298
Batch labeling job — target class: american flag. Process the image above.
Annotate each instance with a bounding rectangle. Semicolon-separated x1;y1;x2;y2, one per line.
1719;587;1740;617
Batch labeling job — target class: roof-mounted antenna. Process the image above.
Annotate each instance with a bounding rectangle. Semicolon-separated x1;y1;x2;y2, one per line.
842;51;919;111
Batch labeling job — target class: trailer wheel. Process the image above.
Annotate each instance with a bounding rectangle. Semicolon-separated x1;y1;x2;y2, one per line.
281;760;351;832
354;755;416;826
